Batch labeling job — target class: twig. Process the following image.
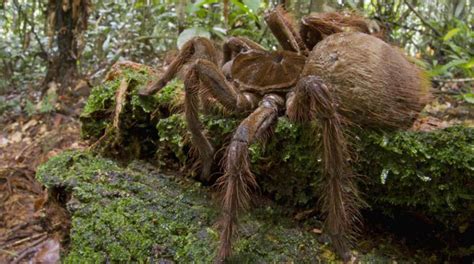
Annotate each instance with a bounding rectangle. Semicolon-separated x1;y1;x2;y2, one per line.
0;249;17;257
0;232;47;250
403;0;442;36
432;90;462;95
379;18;435;37
404;0;464;58
258;27;269;44
11;0;49;60
0;222;34;241
10;237;49;264
433;77;474;83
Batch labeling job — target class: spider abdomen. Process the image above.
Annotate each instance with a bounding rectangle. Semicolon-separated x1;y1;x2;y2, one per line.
303;32;430;129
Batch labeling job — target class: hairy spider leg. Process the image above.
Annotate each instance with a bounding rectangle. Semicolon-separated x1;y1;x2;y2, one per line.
140;37;219;95
287;76;362;262
264;5;308;56
216;94;284;262
300;12;373;50
184;59;260;181
222;37;266;66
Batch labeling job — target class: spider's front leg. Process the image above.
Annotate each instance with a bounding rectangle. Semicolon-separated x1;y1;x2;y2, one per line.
287;76;362;261
264;6;308;55
222;37;266;66
140;37;219;95
216;94;284;262
183;59;259;181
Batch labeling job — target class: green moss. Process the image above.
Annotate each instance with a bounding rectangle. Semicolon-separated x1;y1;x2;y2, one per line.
357;127;474;228
80;66;159;139
37;151;352;263
154;113;188;169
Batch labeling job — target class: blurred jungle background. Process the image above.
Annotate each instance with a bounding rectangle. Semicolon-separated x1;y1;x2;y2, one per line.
0;0;473;263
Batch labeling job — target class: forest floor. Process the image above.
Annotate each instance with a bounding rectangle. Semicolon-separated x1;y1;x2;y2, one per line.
0;87;88;262
0;73;472;262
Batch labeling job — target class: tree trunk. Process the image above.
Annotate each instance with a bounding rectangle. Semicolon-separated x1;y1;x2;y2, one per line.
44;0;89;94
310;0;325;12
176;0;186;34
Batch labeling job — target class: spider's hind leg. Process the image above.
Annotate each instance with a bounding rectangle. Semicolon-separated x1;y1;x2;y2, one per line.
287;76;362;261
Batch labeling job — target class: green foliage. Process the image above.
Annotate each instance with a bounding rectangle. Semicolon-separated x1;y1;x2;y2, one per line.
177;27;211;49
155;113;188;168
24;88;58;116
178;0;277;49
462;93;474;104
2;0;472;97
0;0;47;93
364;0;473;81
0;96;20;116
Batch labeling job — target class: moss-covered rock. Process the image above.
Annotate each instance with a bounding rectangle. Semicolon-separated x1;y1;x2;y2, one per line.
79;62;474;260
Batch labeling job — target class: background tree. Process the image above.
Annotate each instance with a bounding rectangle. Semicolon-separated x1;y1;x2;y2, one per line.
44;0;90;93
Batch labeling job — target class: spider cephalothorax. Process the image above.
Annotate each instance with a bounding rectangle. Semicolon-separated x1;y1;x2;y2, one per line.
140;6;430;262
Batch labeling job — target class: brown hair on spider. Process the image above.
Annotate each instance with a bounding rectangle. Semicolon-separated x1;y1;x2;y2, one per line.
300;11;384;50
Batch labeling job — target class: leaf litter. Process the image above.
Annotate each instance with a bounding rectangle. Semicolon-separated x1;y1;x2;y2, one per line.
0;85;88;263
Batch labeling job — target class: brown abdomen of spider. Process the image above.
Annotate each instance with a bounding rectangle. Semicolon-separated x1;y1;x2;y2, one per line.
231;50;306;94
303;32;431;129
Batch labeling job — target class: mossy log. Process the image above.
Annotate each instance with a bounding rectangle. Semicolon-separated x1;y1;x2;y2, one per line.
37;150;424;262
72;61;473;260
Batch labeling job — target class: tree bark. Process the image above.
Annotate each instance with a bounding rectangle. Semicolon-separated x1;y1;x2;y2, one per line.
44;0;89;94
176;0;186;34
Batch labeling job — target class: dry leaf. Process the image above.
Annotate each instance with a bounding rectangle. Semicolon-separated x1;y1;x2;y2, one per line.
22;119;38;132
0;136;8;147
11;131;23;143
30;239;60;264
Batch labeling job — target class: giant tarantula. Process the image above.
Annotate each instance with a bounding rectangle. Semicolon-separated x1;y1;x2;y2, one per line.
140;6;430;262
